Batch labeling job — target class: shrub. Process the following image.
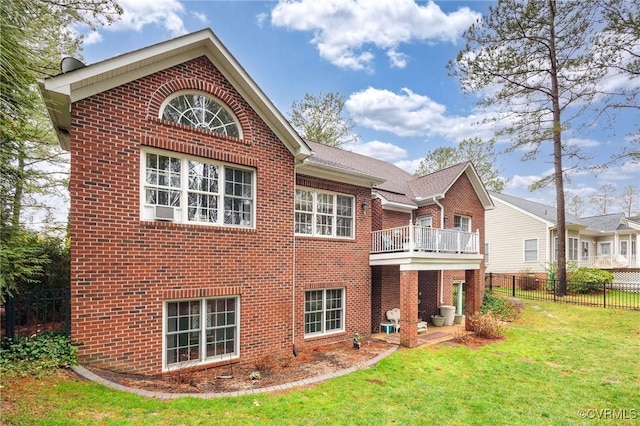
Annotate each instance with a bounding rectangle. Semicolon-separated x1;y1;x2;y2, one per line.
567;268;614;294
480;293;519;321
467;312;506;339
0;331;76;377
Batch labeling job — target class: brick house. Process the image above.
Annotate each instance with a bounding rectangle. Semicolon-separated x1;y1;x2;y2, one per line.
40;29;493;375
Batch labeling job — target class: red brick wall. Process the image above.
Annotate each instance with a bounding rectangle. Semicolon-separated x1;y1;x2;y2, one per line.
441;173;486;315
293;175;372;349
68;56;369;374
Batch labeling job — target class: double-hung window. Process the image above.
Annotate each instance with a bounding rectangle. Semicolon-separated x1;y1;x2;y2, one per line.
295;188;354;238
453;215;471;231
568;237;579;261
141;148;254;227
524;238;538;262
164;297;238;369
304;289;344;336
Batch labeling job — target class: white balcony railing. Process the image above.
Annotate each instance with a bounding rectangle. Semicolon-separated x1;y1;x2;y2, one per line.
371;225;479;254
577;255;638;269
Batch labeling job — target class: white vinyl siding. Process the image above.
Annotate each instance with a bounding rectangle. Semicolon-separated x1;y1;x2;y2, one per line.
485;198;550;273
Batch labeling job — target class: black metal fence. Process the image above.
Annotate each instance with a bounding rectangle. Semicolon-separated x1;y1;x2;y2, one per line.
1;287;70;340
485;273;640;310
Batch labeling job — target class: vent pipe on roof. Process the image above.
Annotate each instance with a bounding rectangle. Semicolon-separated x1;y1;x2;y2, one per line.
60;57;86;74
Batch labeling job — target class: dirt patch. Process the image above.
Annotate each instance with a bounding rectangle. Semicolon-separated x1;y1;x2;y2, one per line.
82;337;395;395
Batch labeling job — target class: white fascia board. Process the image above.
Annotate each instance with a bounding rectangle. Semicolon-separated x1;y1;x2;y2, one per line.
296;162;385;187
373;193;416;213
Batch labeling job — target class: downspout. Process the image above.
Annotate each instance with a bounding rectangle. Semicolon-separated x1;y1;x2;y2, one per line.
433;197;445;305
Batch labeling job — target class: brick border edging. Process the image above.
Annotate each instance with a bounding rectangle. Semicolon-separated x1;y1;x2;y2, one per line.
72;346;398;400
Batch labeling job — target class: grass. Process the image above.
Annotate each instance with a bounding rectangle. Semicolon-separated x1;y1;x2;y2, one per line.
2;299;639;425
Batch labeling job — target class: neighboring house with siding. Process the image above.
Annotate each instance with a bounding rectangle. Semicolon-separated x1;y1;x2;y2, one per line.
486;192;640;276
39;29;493;376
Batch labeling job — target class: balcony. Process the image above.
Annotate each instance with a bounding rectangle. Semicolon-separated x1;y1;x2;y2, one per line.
370;225;484;271
577;255;638;269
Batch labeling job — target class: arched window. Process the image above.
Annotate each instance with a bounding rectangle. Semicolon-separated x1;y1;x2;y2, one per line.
161;93;240;138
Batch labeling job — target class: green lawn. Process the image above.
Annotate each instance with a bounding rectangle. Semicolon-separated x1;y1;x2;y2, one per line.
2;299;639;425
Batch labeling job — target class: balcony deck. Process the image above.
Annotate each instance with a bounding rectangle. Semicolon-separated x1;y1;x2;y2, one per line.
369;225;484;271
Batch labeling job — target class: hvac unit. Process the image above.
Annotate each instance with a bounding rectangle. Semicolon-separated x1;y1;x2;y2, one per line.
154;205;175;221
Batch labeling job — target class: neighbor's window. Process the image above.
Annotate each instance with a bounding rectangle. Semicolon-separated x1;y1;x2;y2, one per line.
161;92;240;138
164;297;238;369
599;242;612;256
524;238;538;262
295;188;354;238
141;148;254;227
453;215;471;231
582;241;589;260
620;240;628;257
568;237;579;261
484;242;490;264
304;289;344;336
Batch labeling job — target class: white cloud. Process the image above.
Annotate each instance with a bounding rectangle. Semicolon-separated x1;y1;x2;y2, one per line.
110;0;187;36
192;11;208;25
565;137;600;148
395;158;422;174
270;0;480;70
83;31;103;45
256;12;268;28
346;87;498;141
387;49;408;69
344;140;407;161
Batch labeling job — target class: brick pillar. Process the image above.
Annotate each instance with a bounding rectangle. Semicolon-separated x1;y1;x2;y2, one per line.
399;270;419;348
464;269;484;331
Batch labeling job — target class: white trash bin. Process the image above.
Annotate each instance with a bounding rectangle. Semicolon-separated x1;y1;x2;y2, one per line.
440;305;456;326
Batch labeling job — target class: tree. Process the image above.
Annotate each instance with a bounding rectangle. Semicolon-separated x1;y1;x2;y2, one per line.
618;185;639;217
449;0;607;296
415;137;506;192
0;0;121;299
289;92;359;147
566;192;585;217
593;0;640;166
589;184;616;215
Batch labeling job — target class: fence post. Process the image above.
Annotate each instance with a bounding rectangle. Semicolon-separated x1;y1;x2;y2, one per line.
489;272;493;293
602;281;606;308
5;295;16;339
512;275;516;297
65;286;71;337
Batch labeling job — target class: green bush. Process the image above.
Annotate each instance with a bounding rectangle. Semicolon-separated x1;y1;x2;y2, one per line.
0;331;77;377
567;268;614;294
480;293;519;321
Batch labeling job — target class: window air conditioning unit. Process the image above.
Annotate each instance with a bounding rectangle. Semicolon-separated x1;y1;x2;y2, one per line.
154;206;175;221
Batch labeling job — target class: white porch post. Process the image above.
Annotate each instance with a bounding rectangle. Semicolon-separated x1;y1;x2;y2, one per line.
409;222;414;252
456;282;464;315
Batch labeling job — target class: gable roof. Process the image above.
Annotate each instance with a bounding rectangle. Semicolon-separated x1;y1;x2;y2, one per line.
581;213;635;232
489;192;640;236
38;28;312;162
301;141;494;210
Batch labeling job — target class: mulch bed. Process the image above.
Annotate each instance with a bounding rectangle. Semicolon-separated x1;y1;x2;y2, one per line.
83;337;396;394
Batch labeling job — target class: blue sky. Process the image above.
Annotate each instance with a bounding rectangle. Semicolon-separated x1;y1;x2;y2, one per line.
74;0;639;217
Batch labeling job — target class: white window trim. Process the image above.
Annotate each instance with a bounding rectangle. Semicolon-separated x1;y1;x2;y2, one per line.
162;297;240;372
453;214;471;232
599;241;612;256
523;238;539;262
568;237;579;261
140;147;256;228
304;288;345;337
295;187;355;239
